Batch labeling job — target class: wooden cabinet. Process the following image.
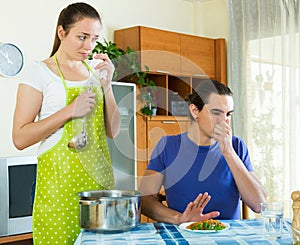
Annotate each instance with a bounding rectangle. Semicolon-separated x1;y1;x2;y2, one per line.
114;25;227;84
114;26;227;222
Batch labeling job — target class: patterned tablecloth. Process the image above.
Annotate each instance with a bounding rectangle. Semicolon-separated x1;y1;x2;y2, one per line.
74;219;293;245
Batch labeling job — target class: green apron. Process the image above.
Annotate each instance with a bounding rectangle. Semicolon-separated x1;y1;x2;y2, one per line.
32;56;115;244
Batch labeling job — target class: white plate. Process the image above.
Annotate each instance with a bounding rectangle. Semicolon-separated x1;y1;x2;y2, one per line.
179;221;230;233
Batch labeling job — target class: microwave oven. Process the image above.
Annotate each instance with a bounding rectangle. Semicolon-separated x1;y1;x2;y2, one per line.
0;155;37;236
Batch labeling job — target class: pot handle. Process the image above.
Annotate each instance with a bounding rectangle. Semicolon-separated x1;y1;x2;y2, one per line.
79;199;101;205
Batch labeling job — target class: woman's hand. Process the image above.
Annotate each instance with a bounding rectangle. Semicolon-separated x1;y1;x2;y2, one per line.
70;90;96;118
93;53;115;91
179;192;220;224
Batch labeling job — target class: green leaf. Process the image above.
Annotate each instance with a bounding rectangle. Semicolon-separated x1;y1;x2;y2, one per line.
91;39;157;108
141;106;153;117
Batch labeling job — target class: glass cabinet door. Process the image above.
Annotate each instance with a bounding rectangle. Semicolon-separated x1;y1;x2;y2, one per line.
107;82;136;190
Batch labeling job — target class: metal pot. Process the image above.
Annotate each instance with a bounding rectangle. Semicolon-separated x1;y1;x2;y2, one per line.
78;190;141;232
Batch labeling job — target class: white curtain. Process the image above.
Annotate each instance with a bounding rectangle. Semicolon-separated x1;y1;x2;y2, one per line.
228;0;300;218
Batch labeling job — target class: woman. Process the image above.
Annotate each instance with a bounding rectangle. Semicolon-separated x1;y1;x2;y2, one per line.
12;2;120;244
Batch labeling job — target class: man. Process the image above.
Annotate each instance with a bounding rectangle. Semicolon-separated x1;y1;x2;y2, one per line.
139;79;266;225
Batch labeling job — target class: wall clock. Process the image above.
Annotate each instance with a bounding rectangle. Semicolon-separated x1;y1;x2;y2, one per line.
0;42;24;77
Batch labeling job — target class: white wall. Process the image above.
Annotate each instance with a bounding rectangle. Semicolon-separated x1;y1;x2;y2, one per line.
193;0;229;38
0;0;228;157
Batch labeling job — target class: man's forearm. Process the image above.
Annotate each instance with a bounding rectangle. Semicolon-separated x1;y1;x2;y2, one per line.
141;195;181;224
224;152;267;212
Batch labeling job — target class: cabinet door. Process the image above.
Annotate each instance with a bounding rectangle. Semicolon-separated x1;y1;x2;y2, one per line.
114;26;181;74
139;27;181;74
107;82;136;190
147;117;189;158
180;34;215;77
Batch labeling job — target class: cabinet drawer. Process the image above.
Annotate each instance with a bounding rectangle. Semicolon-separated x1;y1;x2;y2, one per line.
147;117;189;157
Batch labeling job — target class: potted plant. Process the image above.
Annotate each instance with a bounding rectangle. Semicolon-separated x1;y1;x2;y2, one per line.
140;88;158;117
90;39;157;117
134;65;157;117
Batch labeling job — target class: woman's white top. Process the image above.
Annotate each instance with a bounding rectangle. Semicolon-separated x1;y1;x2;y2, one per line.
19;60;93;155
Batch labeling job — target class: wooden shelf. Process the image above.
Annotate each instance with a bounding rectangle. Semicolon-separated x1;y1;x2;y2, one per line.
0;233;32;244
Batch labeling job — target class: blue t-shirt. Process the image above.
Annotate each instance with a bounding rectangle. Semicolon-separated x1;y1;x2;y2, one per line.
147;132;253;220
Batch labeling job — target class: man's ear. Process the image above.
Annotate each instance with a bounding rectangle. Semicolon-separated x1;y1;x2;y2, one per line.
189;104;199;121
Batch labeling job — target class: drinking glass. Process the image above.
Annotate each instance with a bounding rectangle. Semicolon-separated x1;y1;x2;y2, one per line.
260;202;284;239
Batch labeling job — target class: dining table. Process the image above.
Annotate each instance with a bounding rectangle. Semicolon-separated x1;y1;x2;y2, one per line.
74;219;293;245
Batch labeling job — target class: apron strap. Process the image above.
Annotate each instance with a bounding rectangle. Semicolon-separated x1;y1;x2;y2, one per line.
53;53;68;91
53;53;93;91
